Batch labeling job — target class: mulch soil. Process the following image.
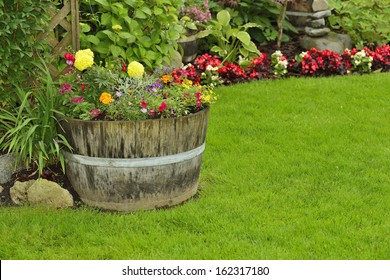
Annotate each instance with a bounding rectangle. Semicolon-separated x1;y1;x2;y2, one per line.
0;37;305;207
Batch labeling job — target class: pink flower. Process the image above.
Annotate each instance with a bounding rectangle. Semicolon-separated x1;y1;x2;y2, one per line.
90;109;101;118
196;91;202;101
59;83;72;94
70;96;84;104
196;101;201;108
150;110;155;116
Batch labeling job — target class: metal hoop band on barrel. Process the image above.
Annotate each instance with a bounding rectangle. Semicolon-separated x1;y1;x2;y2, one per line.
63;143;206;168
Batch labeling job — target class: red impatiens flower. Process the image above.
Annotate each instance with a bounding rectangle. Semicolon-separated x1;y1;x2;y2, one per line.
140;100;148;107
64;53;75;66
158;102;167;112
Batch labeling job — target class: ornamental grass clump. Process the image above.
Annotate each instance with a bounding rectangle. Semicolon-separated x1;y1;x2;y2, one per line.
57;49;217;121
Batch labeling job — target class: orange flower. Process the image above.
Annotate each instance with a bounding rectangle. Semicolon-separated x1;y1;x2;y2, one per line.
99;92;112;104
161;75;171;83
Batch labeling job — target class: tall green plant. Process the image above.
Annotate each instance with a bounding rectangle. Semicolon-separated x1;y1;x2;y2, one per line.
328;0;390;47
0;0;51;95
197;10;261;63
79;0;183;69
0;61;72;175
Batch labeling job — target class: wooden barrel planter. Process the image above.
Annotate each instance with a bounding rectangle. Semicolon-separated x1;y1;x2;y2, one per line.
178;35;199;63
57;107;209;212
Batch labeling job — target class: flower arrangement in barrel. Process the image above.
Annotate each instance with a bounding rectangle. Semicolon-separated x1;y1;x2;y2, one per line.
58;49;217;121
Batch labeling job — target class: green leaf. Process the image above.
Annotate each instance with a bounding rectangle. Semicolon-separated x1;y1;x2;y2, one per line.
101;13;112;26
237;31;251;46
80;23;91;33
153;6;163;15
210;46;225;55
196;30;213;39
217;10;231;27
243;41;260;54
94;41;111;54
110;45;122;57
134;10;146;19
86;35;100;45
140;6;152;15
94;0;110;8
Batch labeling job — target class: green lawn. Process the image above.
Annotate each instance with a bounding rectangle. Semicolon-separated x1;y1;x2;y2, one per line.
1;73;389;259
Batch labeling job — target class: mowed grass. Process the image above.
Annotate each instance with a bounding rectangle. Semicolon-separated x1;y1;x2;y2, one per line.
0;74;389;260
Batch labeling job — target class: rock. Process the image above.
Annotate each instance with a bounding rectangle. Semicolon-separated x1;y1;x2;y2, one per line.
10;180;35;204
307;18;325;28
312;0;329;12
289;0;313;12
300;34;353;54
0;153;17;184
0;185;3;194
305;27;330;37
311;10;332;19
27;178;74;208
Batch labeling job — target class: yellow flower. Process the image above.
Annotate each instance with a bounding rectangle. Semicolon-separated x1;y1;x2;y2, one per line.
74;49;94;71
181;79;193;89
99;92;112;105
112;25;123;31
127;61;144;78
202;94;211;103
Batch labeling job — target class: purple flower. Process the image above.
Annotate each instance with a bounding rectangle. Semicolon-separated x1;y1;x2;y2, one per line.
140;108;148;114
116;91;123;97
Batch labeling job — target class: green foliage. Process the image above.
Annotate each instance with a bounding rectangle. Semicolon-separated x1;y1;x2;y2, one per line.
197;10;261;63
0;60;72;175
79;0;183;69
0;0;51;96
210;0;296;44
328;0;390;47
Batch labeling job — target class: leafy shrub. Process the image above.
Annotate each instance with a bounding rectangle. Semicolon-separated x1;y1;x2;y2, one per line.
212;0;297;44
0;61;72;175
0;0;51;102
79;0;183;69
328;0;390;48
197;10;261;63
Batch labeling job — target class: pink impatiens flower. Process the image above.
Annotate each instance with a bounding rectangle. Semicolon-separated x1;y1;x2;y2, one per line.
59;83;72;94
70;96;84;104
90;109;101;118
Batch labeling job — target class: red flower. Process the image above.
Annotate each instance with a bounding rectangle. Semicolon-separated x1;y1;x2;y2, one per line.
140;100;148;107
81;84;86;91
158;102;167;112
64;53;75;66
